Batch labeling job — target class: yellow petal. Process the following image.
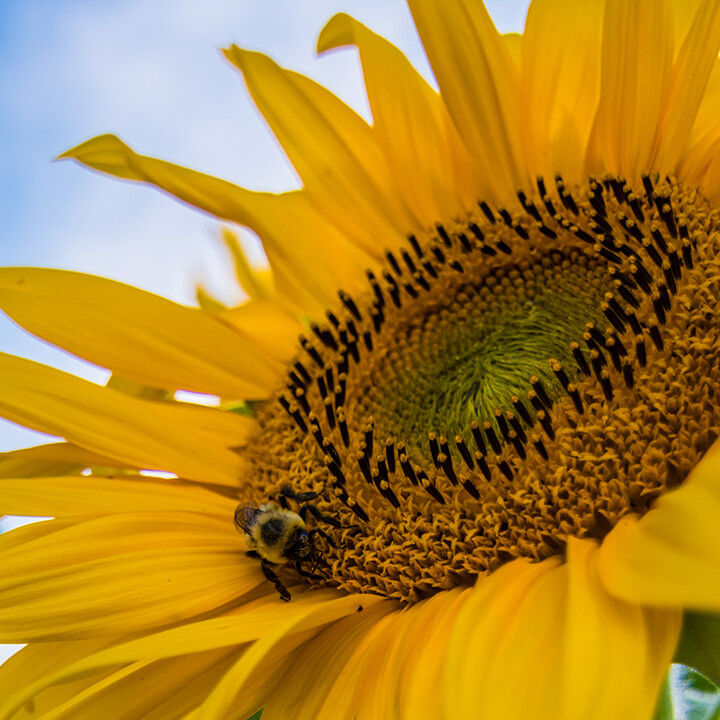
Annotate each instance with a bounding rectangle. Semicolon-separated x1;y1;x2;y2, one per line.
60;135;375;319
560;539;680;720
198;628;310;720
59;133;268;224
221;227;275;302
223;46;414;251
187;593;386;720
18;649;236;720
0;267;282;398
503;32;522;68
598;447;720;610
1;642;235;720
671;0;704;54
680;57;720;194
317;13;467;225
129;590;316;658
313;610;402;720
651;0;720;171
586;0;673;181
0;474;235;517
445;546;680;719
238;190;377;319
0;512;258;642
260;600;398;720
700;138;720;200
445;557;560;718
127;653;237;720
684;83;720;198
398;589;471;720
219;300;302;366
687;59;720;147
0;442;132;478
0;588;385;720
407;0;526;203
679;123;720;193
0;353;253;485
0;637;115;691
358;590;468;720
195;285;228;313
520;0;605;184
0;515;75;553
353;608;419;720
0;637;119;720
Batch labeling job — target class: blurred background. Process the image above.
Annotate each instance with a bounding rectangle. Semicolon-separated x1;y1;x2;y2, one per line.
0;0;529;660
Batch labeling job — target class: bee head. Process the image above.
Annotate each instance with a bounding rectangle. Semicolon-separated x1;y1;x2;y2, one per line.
292;531;316;560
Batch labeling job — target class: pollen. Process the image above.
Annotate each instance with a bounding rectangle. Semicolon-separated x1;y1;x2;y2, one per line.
243;174;720;603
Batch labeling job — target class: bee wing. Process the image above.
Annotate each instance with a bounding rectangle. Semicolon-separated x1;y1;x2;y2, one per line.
234;503;259;533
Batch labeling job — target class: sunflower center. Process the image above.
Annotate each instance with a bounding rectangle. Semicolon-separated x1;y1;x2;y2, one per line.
242;174;720;603
353;248;611;464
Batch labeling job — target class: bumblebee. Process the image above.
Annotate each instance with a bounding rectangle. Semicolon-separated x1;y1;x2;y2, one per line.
235;485;340;601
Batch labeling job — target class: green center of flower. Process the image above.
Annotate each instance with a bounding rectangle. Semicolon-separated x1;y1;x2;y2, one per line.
242;174;720;603
356;249;611;463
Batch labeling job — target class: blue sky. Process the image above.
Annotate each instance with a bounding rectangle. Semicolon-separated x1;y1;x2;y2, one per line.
0;0;529;659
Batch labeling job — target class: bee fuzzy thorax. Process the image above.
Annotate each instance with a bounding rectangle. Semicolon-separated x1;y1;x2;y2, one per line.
242;503;307;565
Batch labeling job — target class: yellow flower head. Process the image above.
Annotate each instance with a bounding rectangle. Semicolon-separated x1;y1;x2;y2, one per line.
2;1;720;718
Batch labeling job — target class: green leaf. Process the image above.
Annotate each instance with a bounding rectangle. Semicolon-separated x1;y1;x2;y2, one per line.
674;613;720;687
225;401;256;418
245;710;263;720
654;676;675;720
653;665;720;720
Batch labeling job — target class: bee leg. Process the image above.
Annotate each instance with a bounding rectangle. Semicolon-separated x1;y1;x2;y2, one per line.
308;527;337;548
295;560;324;581
299;503;342;528
279;485;321;504
260;559;291;602
309;556;324;577
245;550;261;559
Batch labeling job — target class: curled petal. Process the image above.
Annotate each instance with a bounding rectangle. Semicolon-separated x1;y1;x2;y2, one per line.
598;447;720;610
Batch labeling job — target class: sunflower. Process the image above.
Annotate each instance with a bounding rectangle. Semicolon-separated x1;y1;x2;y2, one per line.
2;0;720;718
